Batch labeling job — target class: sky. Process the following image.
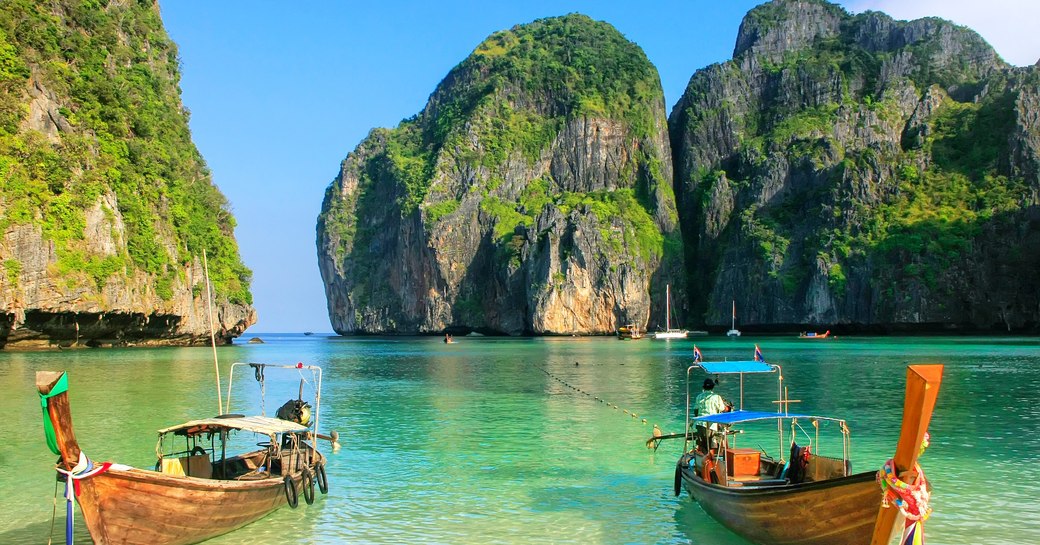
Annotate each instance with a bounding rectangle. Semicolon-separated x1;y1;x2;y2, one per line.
158;1;1039;334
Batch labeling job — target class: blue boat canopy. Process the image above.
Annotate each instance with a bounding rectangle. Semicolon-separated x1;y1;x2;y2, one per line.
694;410;842;425
698;361;774;374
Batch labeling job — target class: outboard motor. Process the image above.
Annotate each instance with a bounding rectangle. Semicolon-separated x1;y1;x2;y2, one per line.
275;379;312;426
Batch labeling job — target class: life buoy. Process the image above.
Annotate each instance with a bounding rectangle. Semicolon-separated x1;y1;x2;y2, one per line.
302;470;315;505
315;462;328;494
283;475;298;508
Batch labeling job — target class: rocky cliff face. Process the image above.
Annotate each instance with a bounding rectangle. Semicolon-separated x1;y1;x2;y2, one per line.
0;0;255;348
671;0;1040;332
318;15;683;335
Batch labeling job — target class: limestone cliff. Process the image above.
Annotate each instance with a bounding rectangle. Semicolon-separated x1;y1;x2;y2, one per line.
318;15;683;335
670;0;1040;332
0;0;255;348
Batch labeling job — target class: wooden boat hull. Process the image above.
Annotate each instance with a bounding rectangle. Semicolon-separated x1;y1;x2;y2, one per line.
36;370;327;545
75;467;307;545
680;469;879;545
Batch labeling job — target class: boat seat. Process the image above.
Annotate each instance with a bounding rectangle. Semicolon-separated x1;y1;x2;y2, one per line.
160;454;213;479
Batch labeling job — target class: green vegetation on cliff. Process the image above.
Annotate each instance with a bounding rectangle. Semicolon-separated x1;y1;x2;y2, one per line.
412;14;662;212
326;13;671;267
0;0;251;304
674;0;1036;328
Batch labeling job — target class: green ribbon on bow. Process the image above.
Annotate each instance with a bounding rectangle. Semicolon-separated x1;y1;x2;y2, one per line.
39;372;69;456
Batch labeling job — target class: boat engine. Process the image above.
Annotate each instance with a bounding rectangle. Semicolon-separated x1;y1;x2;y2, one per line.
276;399;312;426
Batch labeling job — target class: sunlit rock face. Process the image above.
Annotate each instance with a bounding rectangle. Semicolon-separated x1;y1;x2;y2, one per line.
318;15;684;335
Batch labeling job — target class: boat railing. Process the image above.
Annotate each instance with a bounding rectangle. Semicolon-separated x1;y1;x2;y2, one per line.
225;362;323;456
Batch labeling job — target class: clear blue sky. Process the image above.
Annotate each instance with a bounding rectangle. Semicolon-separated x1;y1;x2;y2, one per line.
158;1;1038;334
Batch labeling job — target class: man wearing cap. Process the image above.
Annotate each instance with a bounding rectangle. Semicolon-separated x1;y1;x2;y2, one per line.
693;378;729;451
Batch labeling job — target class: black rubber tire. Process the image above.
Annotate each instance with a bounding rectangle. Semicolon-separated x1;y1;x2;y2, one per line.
302;469;315;505
284;475;298;508
190;445;207;456
315;463;328;494
674;462;683;497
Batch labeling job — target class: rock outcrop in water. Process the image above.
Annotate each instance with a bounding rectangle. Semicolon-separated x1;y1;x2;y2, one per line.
317;15;683;335
670;0;1040;332
0;0;255;348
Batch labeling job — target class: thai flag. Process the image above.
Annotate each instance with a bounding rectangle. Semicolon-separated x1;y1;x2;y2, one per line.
754;344;764;362
693;345;703;362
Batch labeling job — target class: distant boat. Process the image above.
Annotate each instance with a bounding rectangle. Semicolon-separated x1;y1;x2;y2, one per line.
303;331;314;336
653;285;689;340
798;330;831;339
617;324;645;340
726;300;741;337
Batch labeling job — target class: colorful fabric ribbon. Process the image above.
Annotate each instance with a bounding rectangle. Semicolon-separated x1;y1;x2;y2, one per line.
55;451;112;545
878;432;932;545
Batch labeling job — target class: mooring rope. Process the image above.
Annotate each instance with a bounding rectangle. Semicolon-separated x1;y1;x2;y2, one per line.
538;365;670;447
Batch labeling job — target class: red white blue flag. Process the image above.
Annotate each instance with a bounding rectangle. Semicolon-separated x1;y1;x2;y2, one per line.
693;345;703;362
754;344;764;362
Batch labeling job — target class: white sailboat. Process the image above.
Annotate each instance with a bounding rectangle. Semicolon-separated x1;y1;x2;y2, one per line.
726;300;741;337
653;285;688;340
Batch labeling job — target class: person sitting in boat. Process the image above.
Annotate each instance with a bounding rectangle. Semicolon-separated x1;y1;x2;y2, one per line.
693;378;730;452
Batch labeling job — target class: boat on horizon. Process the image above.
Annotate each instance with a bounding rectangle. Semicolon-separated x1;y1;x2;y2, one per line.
657;358;942;545
653;284;689;340
799;330;831;339
726;300;741;337
36;362;333;545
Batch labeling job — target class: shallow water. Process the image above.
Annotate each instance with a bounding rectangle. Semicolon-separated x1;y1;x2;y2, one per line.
1;334;1038;544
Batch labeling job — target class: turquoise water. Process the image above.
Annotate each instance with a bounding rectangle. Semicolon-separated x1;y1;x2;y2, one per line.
1;335;1039;544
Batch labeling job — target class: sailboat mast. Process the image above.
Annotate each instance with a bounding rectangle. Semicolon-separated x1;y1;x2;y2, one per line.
731;300;736;330
666;285;671;329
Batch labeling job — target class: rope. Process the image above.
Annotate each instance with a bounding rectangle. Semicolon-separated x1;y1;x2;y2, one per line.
877;432;932;545
48;476;59;545
251;363;266;416
538;365;669;448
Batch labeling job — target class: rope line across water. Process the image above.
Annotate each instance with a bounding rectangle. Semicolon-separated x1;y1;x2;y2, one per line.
538;366;668;444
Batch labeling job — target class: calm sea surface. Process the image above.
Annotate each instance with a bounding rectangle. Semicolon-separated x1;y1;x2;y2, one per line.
1;334;1038;544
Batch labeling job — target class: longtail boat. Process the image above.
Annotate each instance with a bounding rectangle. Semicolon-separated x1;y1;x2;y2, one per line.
36;362;332;545
617;324;645;340
659;359;942;545
798;330;831;339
